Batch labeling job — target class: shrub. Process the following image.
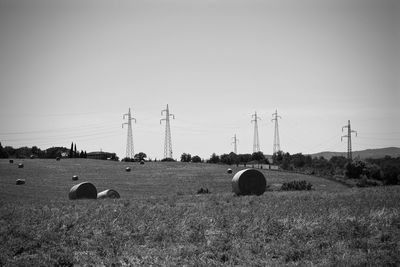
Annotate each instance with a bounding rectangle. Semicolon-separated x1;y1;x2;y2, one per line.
161;157;176;162
281;180;313;191
345;161;365;179
191;155;202;163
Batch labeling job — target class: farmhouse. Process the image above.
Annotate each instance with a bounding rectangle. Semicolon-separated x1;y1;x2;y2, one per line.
87;151;117;160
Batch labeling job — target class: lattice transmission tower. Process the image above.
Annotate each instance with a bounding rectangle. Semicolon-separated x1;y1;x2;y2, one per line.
272;109;281;155
341;120;357;161
232;134;239;154
160;104;175;159
251;112;261;153
122;108;136;159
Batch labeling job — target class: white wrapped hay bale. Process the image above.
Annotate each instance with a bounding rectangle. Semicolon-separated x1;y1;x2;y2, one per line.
227;168;233;174
232;168;266;196
69;182;97;200
97;189;120;199
72;175;79;181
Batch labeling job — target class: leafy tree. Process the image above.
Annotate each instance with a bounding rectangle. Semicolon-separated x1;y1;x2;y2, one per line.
208;153;220;164
45;147;68;158
0;142;9;158
180;153;192;162
251;151;265;163
191;155;202;163
134;152;147;161
15;147;31;158
239;154;252;165
329;156;348;169
272;151;284;164
31;146;40;156
220;154;233;165
291;153;306;168
345;160;365;179
4;146;15;157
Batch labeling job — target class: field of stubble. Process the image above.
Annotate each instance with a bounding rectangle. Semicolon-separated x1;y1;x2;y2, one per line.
0;159;399;266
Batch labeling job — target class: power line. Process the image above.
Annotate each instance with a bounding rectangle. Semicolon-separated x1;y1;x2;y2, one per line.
272;109;281;155
341;120;357;161
251;112;261;153
122;108;136;159
160;104;175;159
232;134;239;154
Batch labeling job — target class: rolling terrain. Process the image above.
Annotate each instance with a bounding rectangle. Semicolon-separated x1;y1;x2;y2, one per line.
310;147;400;160
0;159;399;266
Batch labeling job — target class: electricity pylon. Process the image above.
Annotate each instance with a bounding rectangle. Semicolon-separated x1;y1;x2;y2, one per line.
122;108;136;159
251;112;261;153
232;134;239;154
341;120;357;161
272;109;281;155
160;104;175;159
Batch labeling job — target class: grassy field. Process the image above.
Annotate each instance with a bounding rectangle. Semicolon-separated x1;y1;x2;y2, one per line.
0;159;399;266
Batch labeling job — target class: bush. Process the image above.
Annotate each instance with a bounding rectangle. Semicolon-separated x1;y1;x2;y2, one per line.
191;155;202;163
345;161;365;179
161;158;176;162
356;177;381;187
281;180;313;191
382;165;400;185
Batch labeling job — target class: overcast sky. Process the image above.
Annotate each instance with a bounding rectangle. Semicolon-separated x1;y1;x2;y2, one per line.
0;0;399;160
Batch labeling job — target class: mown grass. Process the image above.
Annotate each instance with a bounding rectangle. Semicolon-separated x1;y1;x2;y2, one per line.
0;159;399;266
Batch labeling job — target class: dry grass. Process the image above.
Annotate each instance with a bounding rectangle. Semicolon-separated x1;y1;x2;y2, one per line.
0;159;399;266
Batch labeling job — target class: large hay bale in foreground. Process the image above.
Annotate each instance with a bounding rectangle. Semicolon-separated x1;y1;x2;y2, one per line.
16;179;25;185
18;163;24;168
232;168;266;196
97;189;120;199
69;182;97;200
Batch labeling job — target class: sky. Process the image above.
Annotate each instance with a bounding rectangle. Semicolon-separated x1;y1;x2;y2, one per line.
0;0;399;160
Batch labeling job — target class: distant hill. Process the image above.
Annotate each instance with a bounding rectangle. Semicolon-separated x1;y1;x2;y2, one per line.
309;147;400;160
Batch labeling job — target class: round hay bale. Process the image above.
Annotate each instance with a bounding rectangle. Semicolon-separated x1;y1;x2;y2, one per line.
9;159;14;164
16;179;25;185
72;175;79;181
56;157;61;161
125;167;131;172
69;182;97;200
140;160;145;165
30;155;34;159
97;189;120;199
18;163;24;168
227;168;233;174
232;168;266;196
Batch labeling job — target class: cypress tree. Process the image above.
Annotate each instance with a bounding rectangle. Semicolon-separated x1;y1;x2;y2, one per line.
70;142;73;158
74;144;77;158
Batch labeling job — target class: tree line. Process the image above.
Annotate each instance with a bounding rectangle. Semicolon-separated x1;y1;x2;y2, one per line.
0;142;86;159
272;151;400;185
